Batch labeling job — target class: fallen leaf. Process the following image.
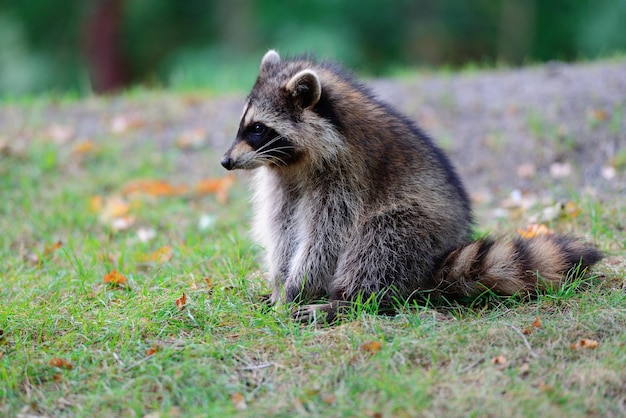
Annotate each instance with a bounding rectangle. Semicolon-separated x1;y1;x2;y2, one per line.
151;246;173;263
523;317;542;335
517;223;553;239
99;195;130;220
589;108;608;122
71;140;98;156
43;241;63;258
195;174;235;204
491;355;507;366
175;293;187;310
204;277;212;288
537;382;554;393
562;201;581;219
89;195;103;212
103;270;127;286
570;338;599;350
122;179;187;197
361;341;382;354
49;357;73;369
231;392;247;411
146;344;158;357
321;393;336;405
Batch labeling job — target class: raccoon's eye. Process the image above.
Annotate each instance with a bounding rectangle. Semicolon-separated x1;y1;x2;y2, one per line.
250;123;266;136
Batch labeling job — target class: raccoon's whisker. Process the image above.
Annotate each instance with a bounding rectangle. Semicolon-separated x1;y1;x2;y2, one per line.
258;154;287;166
255;135;286;153
256;146;293;157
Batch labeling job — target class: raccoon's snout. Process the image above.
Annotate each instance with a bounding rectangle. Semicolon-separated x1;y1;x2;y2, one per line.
221;154;234;170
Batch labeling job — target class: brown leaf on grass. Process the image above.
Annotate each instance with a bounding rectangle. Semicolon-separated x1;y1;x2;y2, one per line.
97;195;130;219
517;223;554;239
93;195;137;231
537;382;554;393
103;270;127;287
195;174;235;204
562;201;581;219
149;246;173;263
71;140;98;156
491;355;507;367
175;293;187;310
588;108;609;122
523;317;542;335
204;277;213;288
230;392;247;410
49;357;73;369
146;344;158;357
43;241;63;258
361;341;382;354
122;179;187;197
570;338;599;350
321;393;336;405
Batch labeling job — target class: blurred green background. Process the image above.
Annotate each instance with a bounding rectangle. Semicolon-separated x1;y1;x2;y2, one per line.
1;0;625;96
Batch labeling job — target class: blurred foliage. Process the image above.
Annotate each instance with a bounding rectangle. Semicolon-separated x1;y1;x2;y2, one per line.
0;0;625;96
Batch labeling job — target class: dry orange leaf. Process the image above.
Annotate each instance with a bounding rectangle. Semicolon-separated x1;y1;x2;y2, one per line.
175;292;187;310
570;338;599;350
562;201;581;219
103;270;127;286
71;140;98;156
150;246;173;263
204;277;213;288
321;393;336;405
361;341;382;354
517;223;554;239
146;344;158;357
195;174;235;204
122;179;187;197
231;392;247;411
98;195;130;220
49;357;73;369
43;241;63;258
491;355;507;366
523;317;542;335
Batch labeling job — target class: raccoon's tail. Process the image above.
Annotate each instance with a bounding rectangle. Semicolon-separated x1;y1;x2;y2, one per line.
431;235;603;299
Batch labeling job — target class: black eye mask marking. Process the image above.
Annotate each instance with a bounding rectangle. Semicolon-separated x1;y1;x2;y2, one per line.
242;122;301;165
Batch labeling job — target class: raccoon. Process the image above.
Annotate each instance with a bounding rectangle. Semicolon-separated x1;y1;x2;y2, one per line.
221;50;603;322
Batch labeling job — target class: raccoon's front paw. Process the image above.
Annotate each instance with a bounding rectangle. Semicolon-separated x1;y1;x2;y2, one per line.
292;301;346;324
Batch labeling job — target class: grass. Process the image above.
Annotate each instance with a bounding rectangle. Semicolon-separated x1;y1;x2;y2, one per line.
1;91;625;418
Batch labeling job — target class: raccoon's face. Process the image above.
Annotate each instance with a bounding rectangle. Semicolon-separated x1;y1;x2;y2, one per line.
221;50;340;171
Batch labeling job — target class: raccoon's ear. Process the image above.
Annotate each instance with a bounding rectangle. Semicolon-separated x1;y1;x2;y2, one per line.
286;69;321;109
260;50;280;72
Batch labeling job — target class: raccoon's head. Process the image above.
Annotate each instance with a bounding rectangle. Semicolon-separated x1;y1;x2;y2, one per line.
221;50;343;171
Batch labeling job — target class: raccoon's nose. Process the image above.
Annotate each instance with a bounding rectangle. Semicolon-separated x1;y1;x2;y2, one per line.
221;155;234;170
